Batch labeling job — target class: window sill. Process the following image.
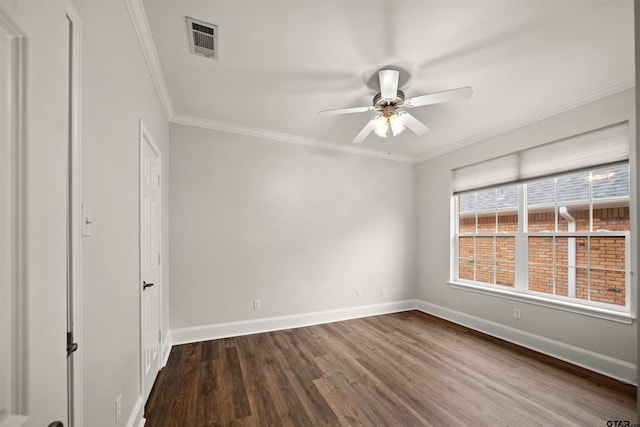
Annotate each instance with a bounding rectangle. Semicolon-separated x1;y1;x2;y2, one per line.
447;281;635;324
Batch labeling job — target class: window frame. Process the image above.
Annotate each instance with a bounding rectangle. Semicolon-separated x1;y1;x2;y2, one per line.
451;164;633;320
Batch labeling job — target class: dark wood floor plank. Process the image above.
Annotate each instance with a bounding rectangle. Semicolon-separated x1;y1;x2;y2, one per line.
145;311;637;426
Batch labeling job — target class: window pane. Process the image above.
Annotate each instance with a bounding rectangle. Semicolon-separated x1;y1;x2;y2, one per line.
459;213;476;234
593;203;629;232
496;262;515;287
528;237;553;265
497;185;518;209
527;178;554;206
557;171;590;204
458;259;475;281
590;269;626;306
590;237;625;270
458;237;474;281
497;212;518;233
528;207;555;232
528;264;553;294
477;212;496;233
459;192;476;213
576;268;589;301
592;164;629;199
575;237;589;267
496;237;515;262
476;237;494;261
476;188;496;211
476;259;495;284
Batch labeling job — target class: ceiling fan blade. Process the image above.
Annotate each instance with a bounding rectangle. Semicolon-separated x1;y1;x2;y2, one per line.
401;112;430;136
405;86;473;108
379;69;399;99
319;106;373;115
352;120;373;144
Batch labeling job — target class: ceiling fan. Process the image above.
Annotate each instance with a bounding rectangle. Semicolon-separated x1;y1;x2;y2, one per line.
320;70;472;144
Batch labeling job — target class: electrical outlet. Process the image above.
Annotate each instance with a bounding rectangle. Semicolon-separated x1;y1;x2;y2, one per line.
253;299;261;310
513;308;521;319
115;394;122;424
381;288;387;296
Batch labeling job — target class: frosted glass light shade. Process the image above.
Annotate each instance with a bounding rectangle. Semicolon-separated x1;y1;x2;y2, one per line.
372;115;389;137
389;113;405;136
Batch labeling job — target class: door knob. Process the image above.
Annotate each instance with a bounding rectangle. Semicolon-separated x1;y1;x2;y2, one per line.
143;281;155;290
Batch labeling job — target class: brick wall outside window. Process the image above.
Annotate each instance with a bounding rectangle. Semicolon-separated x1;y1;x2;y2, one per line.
528;206;628;306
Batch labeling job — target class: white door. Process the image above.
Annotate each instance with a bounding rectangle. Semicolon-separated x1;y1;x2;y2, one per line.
140;124;162;402
0;1;79;426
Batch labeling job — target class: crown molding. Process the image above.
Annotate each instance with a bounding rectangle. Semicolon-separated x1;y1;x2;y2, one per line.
415;76;636;164
125;0;174;119
170;113;416;163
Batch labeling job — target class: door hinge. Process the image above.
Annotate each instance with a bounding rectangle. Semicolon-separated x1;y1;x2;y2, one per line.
157;174;160;188
67;332;78;355
158;330;162;343
158;253;161;264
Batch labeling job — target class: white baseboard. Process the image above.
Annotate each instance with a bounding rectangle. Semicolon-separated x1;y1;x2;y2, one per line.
125;395;145;427
171;300;417;345
161;329;172;367
414;300;637;385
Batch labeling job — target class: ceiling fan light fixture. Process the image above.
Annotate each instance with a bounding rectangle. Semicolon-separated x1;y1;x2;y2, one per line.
389;113;405;136
372;115;389;137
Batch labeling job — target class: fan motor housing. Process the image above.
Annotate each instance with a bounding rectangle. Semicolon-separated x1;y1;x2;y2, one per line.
373;90;405;110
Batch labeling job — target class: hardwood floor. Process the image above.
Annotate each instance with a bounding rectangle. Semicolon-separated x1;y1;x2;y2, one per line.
145;311;636;426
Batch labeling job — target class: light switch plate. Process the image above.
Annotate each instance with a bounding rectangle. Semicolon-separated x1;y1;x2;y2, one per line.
82;204;92;236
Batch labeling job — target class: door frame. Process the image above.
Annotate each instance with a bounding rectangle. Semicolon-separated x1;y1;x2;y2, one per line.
0;7;27;425
66;4;83;427
139;119;163;404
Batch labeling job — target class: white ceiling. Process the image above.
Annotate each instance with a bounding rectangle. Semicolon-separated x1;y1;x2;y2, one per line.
139;0;634;162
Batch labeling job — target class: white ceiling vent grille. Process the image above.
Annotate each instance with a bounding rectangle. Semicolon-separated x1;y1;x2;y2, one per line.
186;17;218;59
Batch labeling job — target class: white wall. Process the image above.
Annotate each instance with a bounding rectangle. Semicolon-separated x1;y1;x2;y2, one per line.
416;88;637;381
170;124;416;329
74;0;170;425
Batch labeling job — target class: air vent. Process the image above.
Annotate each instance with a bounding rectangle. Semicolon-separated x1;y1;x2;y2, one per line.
186;17;218;59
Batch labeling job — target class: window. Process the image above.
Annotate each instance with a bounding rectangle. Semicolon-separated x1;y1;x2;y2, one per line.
452;123;631;314
455;163;630;312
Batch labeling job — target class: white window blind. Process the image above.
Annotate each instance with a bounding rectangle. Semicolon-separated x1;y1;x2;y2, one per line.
452;122;629;193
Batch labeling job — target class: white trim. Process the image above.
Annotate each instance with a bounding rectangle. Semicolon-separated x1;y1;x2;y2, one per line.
125;395;144;427
124;0;174;119
0;6;27;420
415;299;637;384
160;329;172;368
171;300;417;345
448;281;633;324
170;113;416;164
416;76;635;164
65;3;83;427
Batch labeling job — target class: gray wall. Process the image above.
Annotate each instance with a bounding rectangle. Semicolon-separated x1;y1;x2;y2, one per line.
416;89;637;374
170;124;416;329
75;0;170;424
